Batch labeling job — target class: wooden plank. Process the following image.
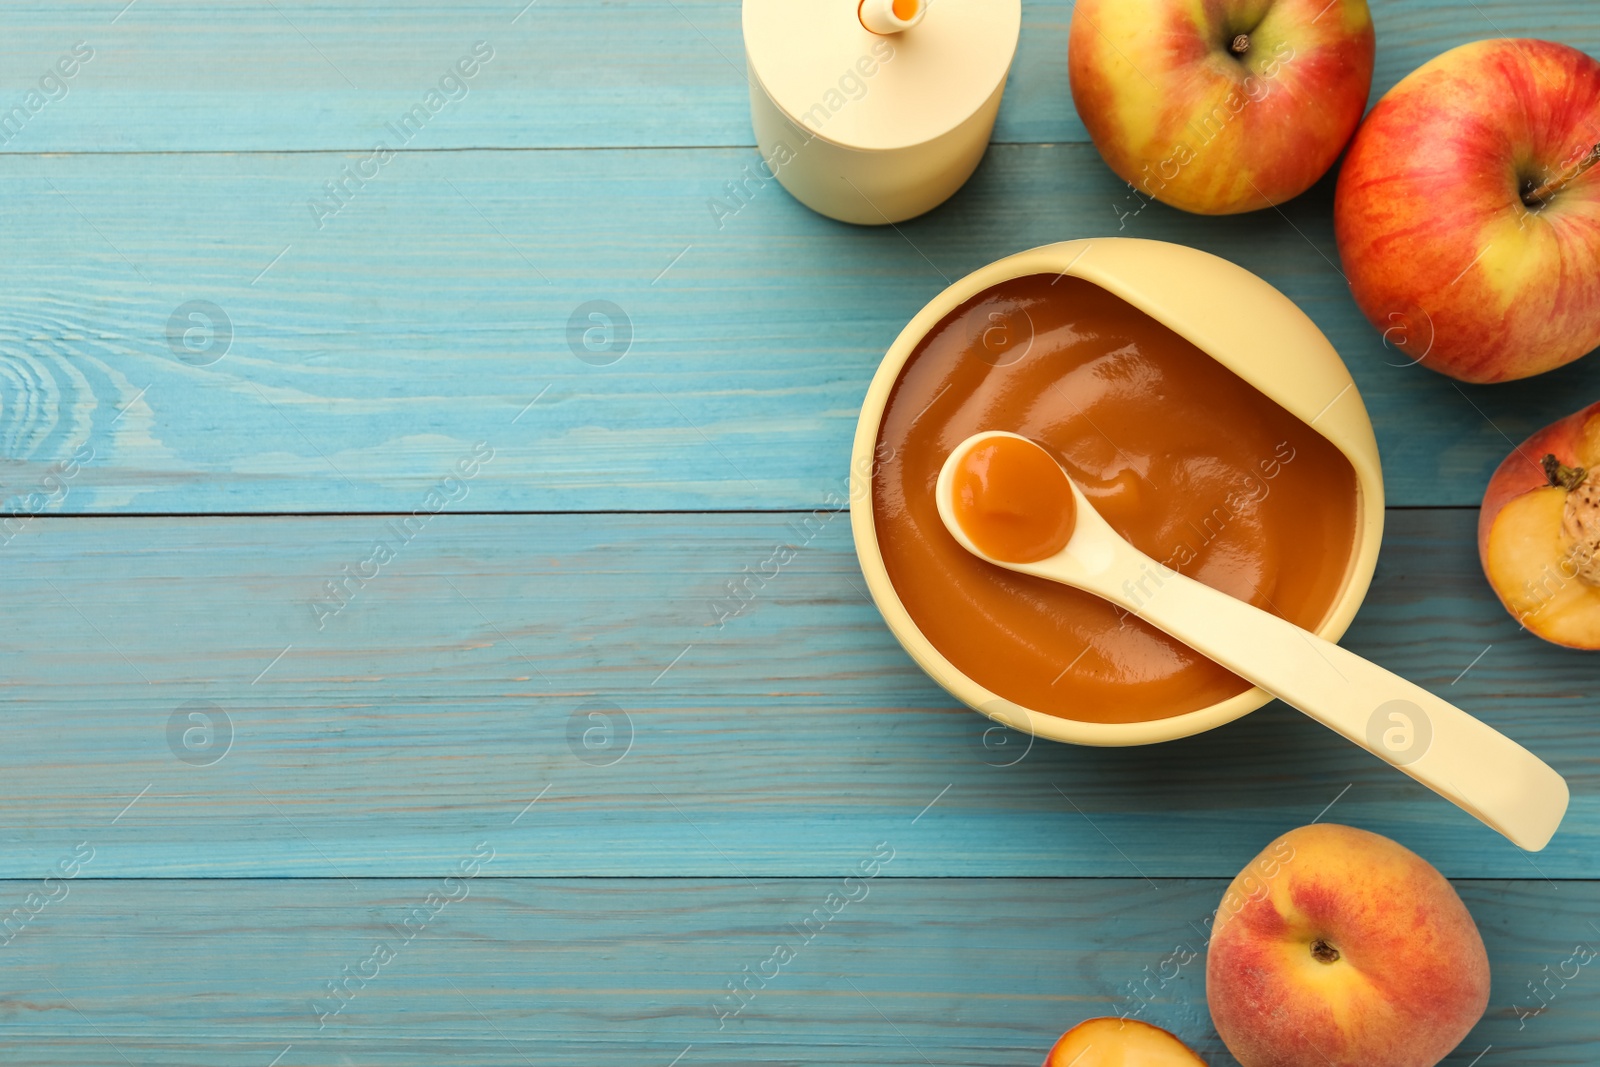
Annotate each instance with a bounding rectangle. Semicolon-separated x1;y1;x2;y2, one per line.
2;145;1595;513
0;508;1592;879
1;1;1597;151
0;876;1588;1064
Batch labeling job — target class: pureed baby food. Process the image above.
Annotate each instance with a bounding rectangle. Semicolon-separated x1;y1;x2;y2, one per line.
872;274;1359;723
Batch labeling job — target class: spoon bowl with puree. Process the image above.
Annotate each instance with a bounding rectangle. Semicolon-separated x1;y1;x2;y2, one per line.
937;431;1570;852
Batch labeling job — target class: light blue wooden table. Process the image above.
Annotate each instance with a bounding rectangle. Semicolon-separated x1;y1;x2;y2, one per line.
2;1;1597;1063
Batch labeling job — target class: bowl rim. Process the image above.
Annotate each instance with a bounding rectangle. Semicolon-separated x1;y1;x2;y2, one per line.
848;238;1387;747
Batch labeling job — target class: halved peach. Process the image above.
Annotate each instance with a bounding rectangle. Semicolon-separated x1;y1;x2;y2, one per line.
1479;400;1600;647
1044;1018;1207;1066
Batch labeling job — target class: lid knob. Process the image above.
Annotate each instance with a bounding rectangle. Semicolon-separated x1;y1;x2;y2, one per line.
858;0;925;35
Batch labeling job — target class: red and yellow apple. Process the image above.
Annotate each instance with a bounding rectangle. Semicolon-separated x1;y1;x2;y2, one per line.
1206;824;1489;1067
1044;1018;1207;1066
1480;400;1600;646
1068;0;1375;215
1335;39;1600;382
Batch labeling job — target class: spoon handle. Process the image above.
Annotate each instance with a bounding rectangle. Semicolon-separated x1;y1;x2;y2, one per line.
1076;545;1569;852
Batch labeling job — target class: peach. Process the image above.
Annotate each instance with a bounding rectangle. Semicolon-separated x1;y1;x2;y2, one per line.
1206;824;1489;1067
1044;1017;1207;1066
1479;400;1600;647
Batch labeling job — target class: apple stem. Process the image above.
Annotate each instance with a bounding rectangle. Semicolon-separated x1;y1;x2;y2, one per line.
1229;33;1250;56
1543;453;1589;492
1524;143;1600;207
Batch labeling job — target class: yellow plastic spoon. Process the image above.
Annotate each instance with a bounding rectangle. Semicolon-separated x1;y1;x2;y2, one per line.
937;430;1570;852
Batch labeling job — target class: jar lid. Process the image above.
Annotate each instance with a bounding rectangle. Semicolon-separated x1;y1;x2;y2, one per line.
742;0;1022;153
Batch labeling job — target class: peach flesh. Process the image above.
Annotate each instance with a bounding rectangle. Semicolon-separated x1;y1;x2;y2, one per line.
1044;1017;1207;1066
1479;401;1600;647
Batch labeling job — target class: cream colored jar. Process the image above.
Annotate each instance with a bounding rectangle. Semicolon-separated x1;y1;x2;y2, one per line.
742;0;1022;225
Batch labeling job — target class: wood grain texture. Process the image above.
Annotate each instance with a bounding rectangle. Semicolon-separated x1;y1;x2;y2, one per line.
0;1;1595;151
3;146;1598;513
0;877;1588;1065
1;508;1592;879
4;2;1599;1062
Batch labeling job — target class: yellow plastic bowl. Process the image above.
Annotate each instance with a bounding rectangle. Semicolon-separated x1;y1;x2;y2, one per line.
849;238;1386;746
